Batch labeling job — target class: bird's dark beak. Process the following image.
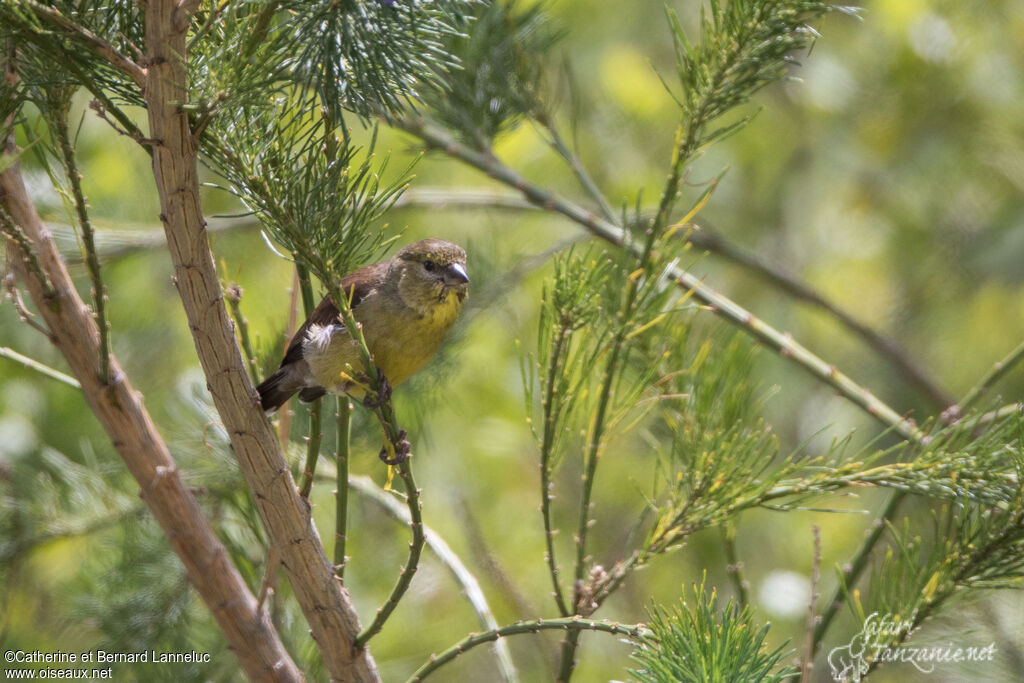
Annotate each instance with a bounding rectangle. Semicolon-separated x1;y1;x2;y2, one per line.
444;262;470;286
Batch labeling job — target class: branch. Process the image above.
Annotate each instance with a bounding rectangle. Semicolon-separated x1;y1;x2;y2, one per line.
354;455;424;648
1;148;299;682
334;398;352;580
393;116;924;443
811;491;906;656
18;0;147;88
3;272;52;338
721;523;748;608
0;345;79;388
800;525;821;683
349;475;519;683
141;5;378;680
685;225;953;410
52;104;110;383
408;618;648;682
952;338;1024;418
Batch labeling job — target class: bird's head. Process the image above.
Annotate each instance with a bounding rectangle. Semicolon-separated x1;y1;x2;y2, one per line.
393;239;469;312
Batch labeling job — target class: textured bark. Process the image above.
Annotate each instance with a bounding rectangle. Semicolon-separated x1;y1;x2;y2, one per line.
141;3;378;681
0;162;302;682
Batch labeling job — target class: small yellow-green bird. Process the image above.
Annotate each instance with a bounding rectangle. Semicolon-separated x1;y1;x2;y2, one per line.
258;239;469;413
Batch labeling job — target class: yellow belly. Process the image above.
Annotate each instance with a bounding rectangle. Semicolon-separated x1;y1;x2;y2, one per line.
304;291;462;394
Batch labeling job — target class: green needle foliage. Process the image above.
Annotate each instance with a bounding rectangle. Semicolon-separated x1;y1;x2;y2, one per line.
664;0;859;151
0;0;146;106
844;489;1024;655
5;0;1024;680
207;107;409;289
286;0;473;120
422;0;562;146
630;577;798;683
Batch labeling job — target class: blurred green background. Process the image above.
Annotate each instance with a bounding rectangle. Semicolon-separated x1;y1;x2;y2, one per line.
3;0;1024;681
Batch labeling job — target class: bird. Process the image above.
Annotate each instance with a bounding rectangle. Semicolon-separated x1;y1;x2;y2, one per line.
257;239;469;413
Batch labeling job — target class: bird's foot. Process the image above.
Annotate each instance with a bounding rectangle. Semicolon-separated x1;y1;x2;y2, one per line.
363;370;392;409
378;429;411;465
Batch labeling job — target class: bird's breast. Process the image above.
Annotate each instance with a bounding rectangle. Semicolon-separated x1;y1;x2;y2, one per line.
359;292;463;386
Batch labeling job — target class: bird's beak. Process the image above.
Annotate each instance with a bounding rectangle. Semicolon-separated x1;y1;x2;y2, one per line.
444;262;470;286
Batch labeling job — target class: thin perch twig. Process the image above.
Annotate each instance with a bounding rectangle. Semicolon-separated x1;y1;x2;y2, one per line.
0;346;79;388
407;617;649;683
953;338;1024;418
350;475;519;683
394;115;924;443
800;525;822;683
52;105;110;383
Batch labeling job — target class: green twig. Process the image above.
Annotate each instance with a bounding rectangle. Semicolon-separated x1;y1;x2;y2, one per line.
811;491;906;656
295;263;324;499
0;346;80;389
1;206;55;301
954;338;1024;417
224;282;257;383
540;327;572;617
394;115;923;443
355;456;424;648
51;102;109;382
535;113;616;224
408;617;649;683
334;396;351;580
349;475;519;683
559;230;657;681
721;523;748;608
686;226;952;410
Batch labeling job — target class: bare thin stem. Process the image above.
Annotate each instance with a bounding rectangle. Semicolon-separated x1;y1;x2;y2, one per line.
17;0;147;87
721;523;748;608
540;328;571;617
350;475;519;683
295;263;324;500
811;491;906;656
535;115;616;224
320;277;426;649
0;346;79;388
801;525;822;683
355;455;424;648
954;338;1024;417
394;115;923;443
53;108;110;383
334;396;352;580
3;274;52;338
225;282;258;384
408;618;649;683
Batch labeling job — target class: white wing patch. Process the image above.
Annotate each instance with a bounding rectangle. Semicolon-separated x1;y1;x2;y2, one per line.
304;323;343;355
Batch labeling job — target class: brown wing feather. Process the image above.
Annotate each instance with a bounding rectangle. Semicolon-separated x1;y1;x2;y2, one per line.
279;261;389;368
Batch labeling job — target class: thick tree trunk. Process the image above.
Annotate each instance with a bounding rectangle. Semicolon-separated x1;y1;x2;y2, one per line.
1;159;302;682
141;3;378;681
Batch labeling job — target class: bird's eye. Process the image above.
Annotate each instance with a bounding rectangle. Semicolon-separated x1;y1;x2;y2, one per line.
423;260;437;272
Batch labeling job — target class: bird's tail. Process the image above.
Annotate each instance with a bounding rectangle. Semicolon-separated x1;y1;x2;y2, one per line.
256;367;300;413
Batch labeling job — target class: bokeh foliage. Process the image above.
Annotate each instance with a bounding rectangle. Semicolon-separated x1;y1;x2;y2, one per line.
3;1;1024;682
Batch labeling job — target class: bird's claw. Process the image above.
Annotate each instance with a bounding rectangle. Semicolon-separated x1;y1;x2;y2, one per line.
379;429;411;465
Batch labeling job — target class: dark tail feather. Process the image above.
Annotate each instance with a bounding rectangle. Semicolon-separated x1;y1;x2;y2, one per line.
298;386;327;403
257;367;300;413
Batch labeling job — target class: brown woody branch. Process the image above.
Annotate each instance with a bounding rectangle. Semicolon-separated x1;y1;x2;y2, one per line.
1;156;300;681
141;3;378;681
19;0;147;88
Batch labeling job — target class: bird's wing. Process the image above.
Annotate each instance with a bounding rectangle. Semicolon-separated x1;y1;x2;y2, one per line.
279;261;389;368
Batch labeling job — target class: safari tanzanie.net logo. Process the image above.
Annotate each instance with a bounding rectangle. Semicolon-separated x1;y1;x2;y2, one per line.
827;611;997;681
